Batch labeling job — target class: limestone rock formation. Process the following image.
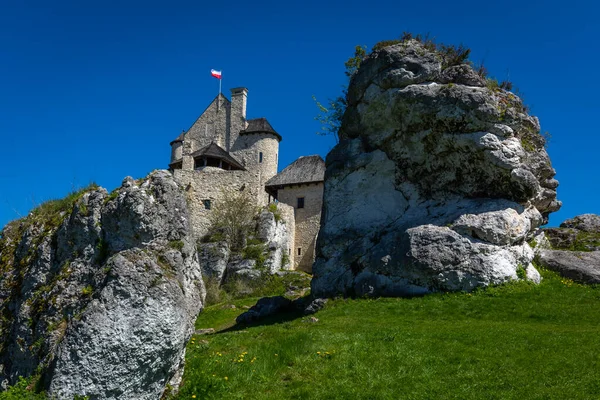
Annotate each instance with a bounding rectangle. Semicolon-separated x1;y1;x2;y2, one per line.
312;39;560;297
544;214;600;251
532;214;600;284
197;207;292;287
536;250;600;284
0;171;205;399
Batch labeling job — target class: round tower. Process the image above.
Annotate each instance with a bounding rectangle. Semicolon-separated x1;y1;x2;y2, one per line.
237;118;281;203
169;131;185;169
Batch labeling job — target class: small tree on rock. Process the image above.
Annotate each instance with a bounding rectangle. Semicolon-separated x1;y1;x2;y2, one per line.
208;189;259;251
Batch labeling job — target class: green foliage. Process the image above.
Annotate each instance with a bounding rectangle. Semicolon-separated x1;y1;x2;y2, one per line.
372;32;470;70
28;183;99;231
242;241;267;270
569;232;600;252
281;252;290;269
81;285;93;296
343;45;367;77
312;94;345;143
516;265;527;279
267;203;282;224
208;190;259;252
521;136;536;152
200;231;226;244
0;377;47;400
203;272;311;308
169;240;185;251
175;269;600;399
104;189;119;204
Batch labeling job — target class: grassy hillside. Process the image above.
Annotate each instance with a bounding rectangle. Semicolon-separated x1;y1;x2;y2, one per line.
173;269;600;400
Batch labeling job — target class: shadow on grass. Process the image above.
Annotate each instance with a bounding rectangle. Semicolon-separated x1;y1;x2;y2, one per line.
217;295;312;334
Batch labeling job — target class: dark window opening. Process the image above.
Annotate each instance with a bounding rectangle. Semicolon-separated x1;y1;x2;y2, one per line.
194;157;239;171
207;157;220;168
259;152;263;163
203;199;211;210
297;248;302;256
297;197;305;209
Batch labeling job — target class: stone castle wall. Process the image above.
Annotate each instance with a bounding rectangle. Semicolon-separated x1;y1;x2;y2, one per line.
231;133;279;205
277;182;323;272
183;95;230;156
173;168;263;239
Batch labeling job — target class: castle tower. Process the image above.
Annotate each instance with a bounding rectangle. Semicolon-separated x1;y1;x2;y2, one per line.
231;118;281;204
228;87;248;151
169;132;185;169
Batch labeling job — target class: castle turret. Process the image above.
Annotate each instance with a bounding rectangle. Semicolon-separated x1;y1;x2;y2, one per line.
169;131;185;170
228;87;248;151
231;117;281;204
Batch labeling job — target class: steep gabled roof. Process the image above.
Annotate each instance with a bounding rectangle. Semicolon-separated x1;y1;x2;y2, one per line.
190;142;245;170
265;155;325;188
169;93;231;145
240;118;282;142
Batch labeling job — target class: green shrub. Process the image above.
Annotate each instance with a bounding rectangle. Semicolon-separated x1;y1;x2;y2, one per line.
104;189;119;204
516;265;527;280
169;240;185;251
267;203;283;223
281;252;290;268
208;189;259;251
204;277;231;306
0;376;48;399
242;242;267;270
29;183;99;231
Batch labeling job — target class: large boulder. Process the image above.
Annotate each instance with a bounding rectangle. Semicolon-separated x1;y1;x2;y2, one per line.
0;171;205;399
536;250;600;284
544;214;600;251
312;39;560;297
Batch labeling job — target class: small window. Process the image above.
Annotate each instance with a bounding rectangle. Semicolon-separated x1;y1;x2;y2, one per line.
203;199;211;210
288;248;291;255
297;197;305;209
259;152;263;163
297;248;302;256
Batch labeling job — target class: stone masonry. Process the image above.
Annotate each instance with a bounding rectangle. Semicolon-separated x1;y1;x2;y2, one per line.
168;87;324;272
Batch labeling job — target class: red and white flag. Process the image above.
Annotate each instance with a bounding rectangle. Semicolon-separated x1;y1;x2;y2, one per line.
211;69;222;79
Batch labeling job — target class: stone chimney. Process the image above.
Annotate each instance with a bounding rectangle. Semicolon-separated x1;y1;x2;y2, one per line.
229;87;248;151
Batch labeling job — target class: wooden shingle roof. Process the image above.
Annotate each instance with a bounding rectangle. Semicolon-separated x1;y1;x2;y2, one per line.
265;155;325;188
190;142;245;170
240;118;282;142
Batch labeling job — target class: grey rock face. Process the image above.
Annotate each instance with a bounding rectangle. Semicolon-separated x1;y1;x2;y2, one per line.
303;298;328;315
544;214;600;251
198;241;230;284
257;210;292;273
312;40;560;297
536;250;600;284
198;208;291;288
0;170;205;399
560;214;600;232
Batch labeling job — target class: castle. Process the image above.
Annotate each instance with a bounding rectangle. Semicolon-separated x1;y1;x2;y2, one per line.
168;87;324;272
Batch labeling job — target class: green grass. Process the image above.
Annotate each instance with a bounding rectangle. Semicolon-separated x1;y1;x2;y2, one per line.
174;269;600;400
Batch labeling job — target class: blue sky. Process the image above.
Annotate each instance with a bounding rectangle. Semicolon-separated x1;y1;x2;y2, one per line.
0;0;598;229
